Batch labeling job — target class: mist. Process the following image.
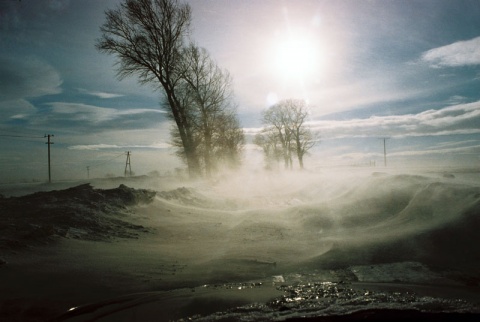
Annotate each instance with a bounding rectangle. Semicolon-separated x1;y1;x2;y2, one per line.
1;165;479;321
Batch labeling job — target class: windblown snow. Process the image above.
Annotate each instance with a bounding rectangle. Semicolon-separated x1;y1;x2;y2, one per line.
0;168;479;321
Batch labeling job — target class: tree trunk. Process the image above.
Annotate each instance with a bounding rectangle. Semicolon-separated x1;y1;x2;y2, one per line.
164;83;201;178
204;131;212;178
298;152;304;169
295;133;304;169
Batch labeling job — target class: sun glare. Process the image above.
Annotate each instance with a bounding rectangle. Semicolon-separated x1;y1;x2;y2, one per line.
273;33;320;81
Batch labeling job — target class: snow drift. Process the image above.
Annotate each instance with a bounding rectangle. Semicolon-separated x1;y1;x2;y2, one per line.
1;168;479;321
0;183;156;249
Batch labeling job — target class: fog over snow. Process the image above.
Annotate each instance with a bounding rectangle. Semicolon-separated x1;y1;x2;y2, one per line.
1;167;480;320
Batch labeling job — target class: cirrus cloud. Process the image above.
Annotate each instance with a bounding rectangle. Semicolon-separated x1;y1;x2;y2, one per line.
421;36;480;68
0;56;62;101
29;102;168;132
68;142;171;151
308;100;480;139
78;88;125;99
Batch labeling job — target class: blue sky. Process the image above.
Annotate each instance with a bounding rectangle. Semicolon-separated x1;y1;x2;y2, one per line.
0;0;480;182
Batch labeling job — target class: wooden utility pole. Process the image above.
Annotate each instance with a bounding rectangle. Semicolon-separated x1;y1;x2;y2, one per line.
124;151;132;177
45;134;54;183
381;138;389;167
87;166;90;179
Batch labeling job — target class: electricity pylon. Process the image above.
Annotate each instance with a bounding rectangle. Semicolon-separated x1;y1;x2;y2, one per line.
124;151;132;177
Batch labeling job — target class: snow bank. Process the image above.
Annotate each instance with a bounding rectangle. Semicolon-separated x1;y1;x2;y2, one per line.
0;184;156;250
296;173;480;275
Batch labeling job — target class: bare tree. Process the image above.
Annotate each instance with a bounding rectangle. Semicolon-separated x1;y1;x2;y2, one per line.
258;99;318;170
209;110;244;170
254;130;283;170
284;99;318;169
262;103;293;169
96;0;201;177
172;45;244;176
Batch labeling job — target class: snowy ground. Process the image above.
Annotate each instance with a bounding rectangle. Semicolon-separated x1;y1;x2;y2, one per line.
0;167;479;321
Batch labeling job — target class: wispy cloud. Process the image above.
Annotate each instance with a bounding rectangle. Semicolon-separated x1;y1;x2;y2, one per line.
308;100;480;139
78;88;125;99
421;36;480;68
0;56;62;101
46;102;118;123
239;75;427;119
68;144;120;151
391;144;480;157
68;142;171;151
309;81;424;117
37;102;167;128
433;139;478;149
312;135;480;167
0;99;36;119
445;95;467;105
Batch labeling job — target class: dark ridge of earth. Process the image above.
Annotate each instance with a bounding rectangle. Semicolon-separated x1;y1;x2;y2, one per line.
284;309;479;322
0;183;156;251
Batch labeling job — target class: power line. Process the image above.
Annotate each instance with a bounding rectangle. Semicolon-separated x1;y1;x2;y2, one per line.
0;131;46;149
0;134;44;139
82;153;126;179
88;153;125;169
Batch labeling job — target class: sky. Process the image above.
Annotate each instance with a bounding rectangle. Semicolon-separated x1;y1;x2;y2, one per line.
0;0;480;182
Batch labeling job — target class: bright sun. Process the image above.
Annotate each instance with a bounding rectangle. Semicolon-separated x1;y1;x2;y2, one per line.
273;33;320;81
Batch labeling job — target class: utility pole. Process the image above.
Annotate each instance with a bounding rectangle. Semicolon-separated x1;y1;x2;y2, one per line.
381;137;389;167
87;166;90;179
45;134;54;183
124;151;132;177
